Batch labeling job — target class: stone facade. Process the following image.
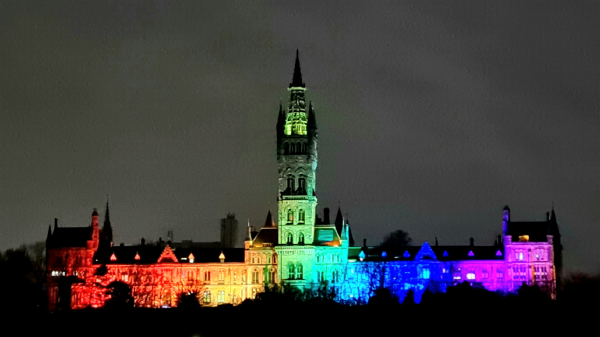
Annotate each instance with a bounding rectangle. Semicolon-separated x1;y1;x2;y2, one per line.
45;52;560;311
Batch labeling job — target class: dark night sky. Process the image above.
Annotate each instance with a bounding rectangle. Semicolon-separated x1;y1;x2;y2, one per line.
1;1;599;273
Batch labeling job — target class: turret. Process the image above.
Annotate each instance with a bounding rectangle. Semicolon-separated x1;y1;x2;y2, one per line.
100;200;113;248
502;205;510;235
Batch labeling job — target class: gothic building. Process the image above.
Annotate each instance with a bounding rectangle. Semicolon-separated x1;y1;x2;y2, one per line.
45;52;561;310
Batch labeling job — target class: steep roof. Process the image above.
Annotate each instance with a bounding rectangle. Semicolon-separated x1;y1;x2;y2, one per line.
251;227;278;247
94;245;245;264
48;227;91;248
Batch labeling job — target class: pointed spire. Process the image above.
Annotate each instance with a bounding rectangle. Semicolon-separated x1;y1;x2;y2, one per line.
550;203;557;222
335;206;344;236
290;49;305;88
101;198;113;248
47;225;52;241
264;210;276;227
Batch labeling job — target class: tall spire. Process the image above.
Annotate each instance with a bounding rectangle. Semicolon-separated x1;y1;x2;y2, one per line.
101;198;113;248
264;210;276;227
290;49;305;88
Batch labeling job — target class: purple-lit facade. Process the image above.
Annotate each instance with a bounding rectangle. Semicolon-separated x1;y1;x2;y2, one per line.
337;206;560;303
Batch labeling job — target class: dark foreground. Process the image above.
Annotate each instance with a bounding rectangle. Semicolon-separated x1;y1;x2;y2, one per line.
4;301;593;337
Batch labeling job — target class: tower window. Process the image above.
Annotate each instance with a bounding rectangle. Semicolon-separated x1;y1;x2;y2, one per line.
287;232;293;244
287;209;294;222
298;178;306;192
288;263;295;279
298;232;305;244
298;209;305;223
287;177;295;192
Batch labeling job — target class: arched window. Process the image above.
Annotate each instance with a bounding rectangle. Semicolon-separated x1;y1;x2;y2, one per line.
204;270;211;282
270;269;276;283
298;178;306;192
317;270;324;282
286;232;293;244
298;232;305;245
288;263;295;279
273;254;277;264
296;262;303;279
252;269;259;284
298;209;305;223
267;255;271;264
203;291;211;304
287;209;294;222
287;177;295;192
290;143;296;154
218;270;225;282
284;142;289;154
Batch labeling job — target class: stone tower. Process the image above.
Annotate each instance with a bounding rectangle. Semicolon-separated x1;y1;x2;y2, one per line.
275;50;319;287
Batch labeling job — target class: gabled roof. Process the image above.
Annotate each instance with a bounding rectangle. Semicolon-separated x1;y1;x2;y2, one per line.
48;227;91;248
94;246;246;265
358;242;504;262
251;227;278;247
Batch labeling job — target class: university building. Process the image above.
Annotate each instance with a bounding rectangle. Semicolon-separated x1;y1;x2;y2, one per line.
45;52;562;310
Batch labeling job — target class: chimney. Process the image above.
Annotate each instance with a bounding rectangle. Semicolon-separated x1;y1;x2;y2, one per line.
435;237;439;246
324;208;330;224
469;237;475;246
141;238;146;246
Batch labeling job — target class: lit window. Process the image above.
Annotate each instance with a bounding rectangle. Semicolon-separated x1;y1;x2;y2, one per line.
298;209;305;223
288;263;295;280
252;269;259;284
287;232;293;244
218;291;225;303
467;272;476;280
203;291;211;304
296;262;303;279
421;268;430;279
519;252;523;261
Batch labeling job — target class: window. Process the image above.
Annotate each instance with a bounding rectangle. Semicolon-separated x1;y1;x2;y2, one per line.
270;269;276;283
317;270;325;282
252;269;259;284
467;272;476;280
203;291;211;304
296;262;303;279
288;263;295;279
287;209;294;222
218;270;225;282
332;270;339;283
421;268;431;279
267;255;271;264
233;271;237;283
497;268;504;279
204;270;211;282
482;268;489;279
287;177;295;193
218;291;225;303
298;178;306;192
298;232;305;244
287;232;293;244
273;254;277;264
298;209;305;223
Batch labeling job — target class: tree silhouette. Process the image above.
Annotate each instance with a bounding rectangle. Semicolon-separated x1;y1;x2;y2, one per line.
104;281;134;309
380;230;412;255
